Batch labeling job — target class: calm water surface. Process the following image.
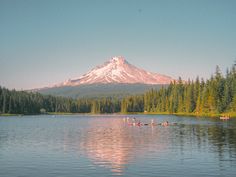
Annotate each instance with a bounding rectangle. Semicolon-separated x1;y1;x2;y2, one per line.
0;115;236;177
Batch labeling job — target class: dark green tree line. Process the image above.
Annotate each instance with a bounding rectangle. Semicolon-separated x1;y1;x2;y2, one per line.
1;64;235;116
134;64;236;115
0;88;121;114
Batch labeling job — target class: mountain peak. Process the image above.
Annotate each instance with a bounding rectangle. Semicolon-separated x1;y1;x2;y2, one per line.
58;56;174;86
110;56;126;64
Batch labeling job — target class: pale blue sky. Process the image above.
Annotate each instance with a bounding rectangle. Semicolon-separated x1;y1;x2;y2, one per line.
0;0;236;90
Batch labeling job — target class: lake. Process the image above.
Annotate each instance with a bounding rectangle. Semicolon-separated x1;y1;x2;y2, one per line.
0;115;236;177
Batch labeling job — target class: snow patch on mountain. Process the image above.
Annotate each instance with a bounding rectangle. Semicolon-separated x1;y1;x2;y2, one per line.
57;56;173;86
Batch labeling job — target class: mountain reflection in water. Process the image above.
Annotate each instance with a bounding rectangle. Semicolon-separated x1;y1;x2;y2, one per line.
80;117;165;174
0;115;236;177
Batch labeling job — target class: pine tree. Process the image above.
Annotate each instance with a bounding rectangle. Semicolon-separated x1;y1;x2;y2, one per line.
2;89;6;114
121;99;127;113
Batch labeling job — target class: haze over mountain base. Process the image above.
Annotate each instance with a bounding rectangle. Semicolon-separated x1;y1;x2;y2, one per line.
37;83;166;99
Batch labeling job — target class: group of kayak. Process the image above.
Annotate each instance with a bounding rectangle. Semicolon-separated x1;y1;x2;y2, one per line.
123;117;176;127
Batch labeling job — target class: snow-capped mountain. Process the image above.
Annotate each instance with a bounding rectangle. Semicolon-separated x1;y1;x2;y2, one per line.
59;56;173;86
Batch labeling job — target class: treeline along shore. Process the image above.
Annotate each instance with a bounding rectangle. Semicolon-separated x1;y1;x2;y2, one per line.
0;64;236;117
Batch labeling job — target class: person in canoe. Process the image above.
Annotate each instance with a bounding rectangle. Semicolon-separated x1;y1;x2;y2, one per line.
161;121;169;126
137;120;142;126
150;119;157;126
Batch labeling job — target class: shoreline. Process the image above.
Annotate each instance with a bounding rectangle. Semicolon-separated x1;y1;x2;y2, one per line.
1;112;235;118
140;112;236;118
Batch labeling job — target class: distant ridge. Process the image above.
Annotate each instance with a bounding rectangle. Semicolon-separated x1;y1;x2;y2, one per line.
37;83;167;99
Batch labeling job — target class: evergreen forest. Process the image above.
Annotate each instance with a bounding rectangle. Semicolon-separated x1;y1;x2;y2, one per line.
1;64;235;117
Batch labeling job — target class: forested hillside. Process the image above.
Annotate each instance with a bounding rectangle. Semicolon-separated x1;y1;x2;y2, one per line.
121;64;236;115
36;83;163;99
1;64;235;117
0;87;120;114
